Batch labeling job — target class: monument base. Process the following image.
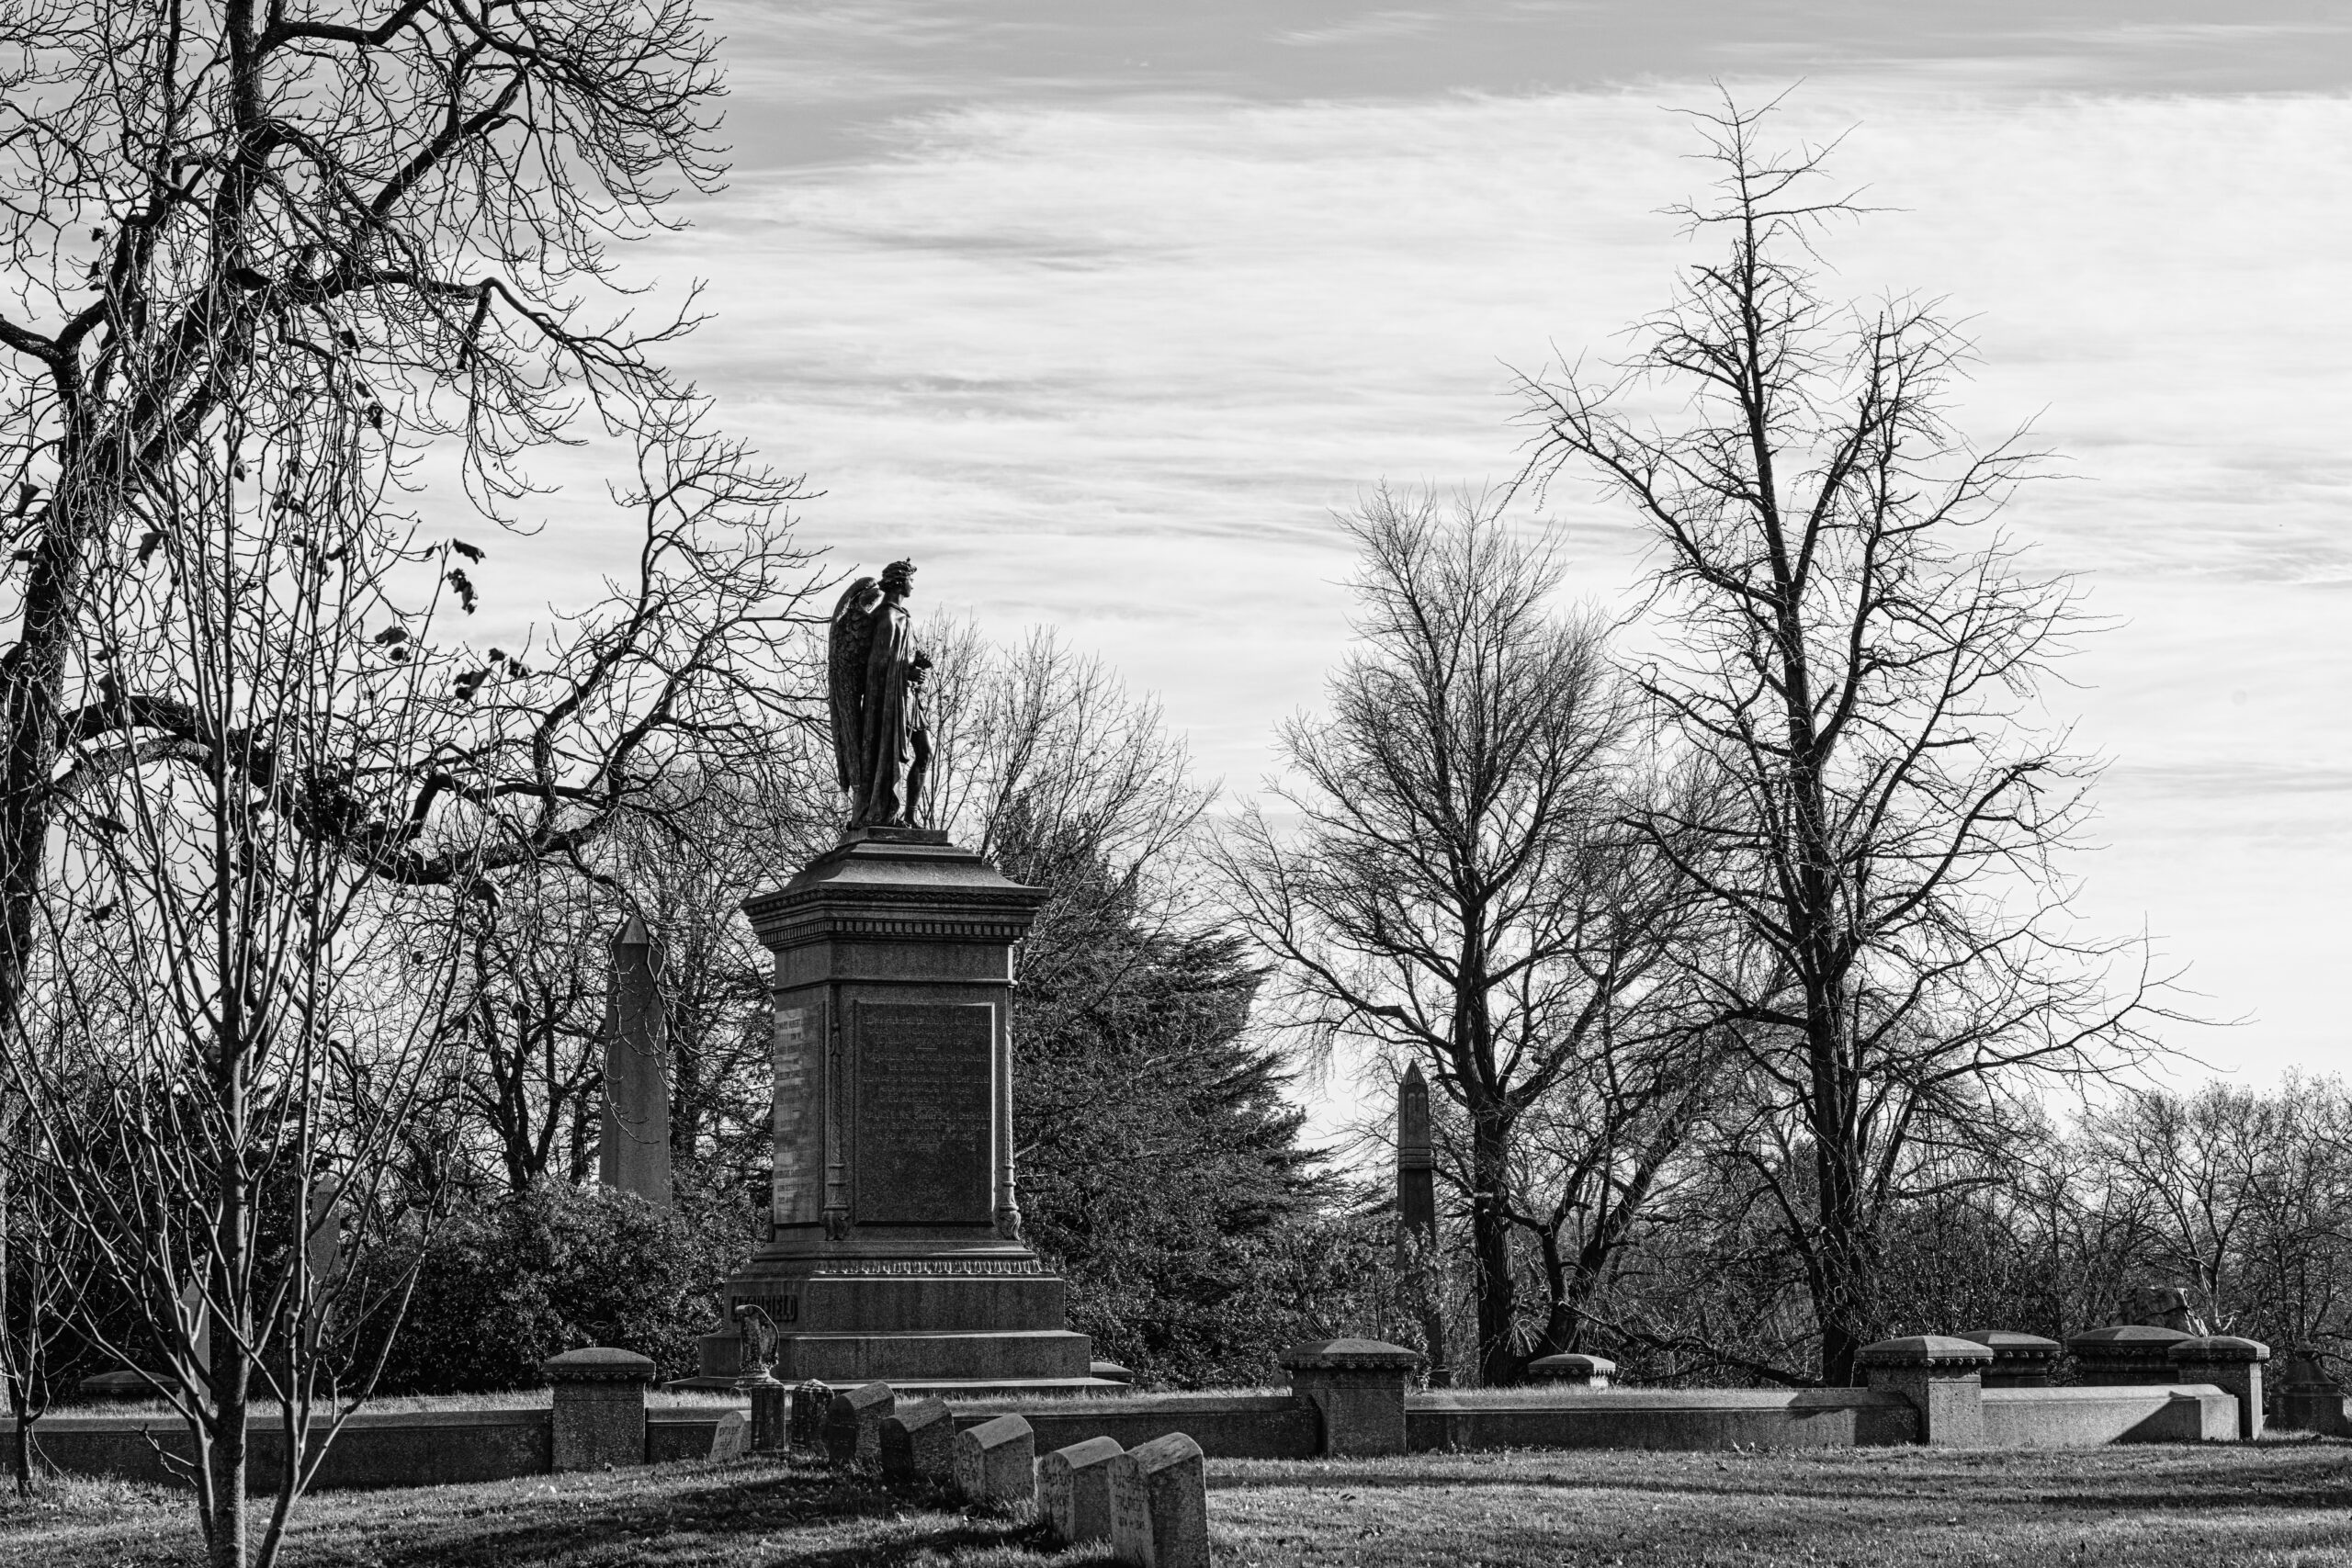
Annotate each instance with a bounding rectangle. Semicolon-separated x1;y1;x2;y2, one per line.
710;827;1114;1395
681;1233;1114;1394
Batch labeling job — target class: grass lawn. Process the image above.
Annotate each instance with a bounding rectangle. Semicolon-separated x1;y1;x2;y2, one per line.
6;1439;2352;1566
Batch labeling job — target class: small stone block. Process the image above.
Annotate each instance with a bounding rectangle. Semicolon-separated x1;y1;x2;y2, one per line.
825;1382;894;1468
1039;1436;1124;1544
1108;1432;1208;1568
541;1346;654;1472
953;1414;1036;1509
708;1410;750;1461
880;1397;958;1480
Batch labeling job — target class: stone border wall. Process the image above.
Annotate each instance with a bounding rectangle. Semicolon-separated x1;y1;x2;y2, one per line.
6;1331;2285;1494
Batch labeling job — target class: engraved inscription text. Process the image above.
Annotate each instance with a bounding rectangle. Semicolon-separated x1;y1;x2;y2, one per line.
854;1002;992;1224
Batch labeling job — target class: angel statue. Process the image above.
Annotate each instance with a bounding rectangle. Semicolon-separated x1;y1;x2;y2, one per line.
827;558;933;831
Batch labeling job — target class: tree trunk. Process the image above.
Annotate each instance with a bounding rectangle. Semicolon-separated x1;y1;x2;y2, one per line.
1468;1105;1521;1387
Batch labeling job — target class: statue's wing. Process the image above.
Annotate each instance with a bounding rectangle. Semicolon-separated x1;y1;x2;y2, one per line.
827;578;877;791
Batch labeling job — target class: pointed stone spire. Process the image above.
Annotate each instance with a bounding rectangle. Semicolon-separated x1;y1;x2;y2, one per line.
600;911;673;1208
1397;1062;1435;1247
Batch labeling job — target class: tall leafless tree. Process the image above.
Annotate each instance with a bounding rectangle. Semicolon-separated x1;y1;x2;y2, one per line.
0;0;815;1078
1216;488;1696;1386
1514;96;2170;1383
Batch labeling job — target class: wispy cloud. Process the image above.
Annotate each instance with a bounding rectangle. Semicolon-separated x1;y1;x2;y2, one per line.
503;17;2352;1086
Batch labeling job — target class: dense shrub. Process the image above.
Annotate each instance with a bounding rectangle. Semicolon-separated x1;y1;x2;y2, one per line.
376;1179;757;1393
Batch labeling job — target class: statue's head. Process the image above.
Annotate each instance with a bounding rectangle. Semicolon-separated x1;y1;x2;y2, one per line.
880;558;917;597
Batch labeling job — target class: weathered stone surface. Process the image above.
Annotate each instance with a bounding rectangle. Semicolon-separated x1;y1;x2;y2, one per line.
1038;1436;1123;1544
708;830;1110;1394
787;1380;832;1450
744;1378;787;1452
707;1410;750;1461
2068;1325;2192;1386
855;1003;993;1224
1408;1389;1916;1451
1528;1353;1615;1388
1982;1384;2234;1445
1108;1432;1207;1568
825;1382;894;1468
953;1414;1035;1509
2170;1334;2270;1440
1280;1338;1420;1457
1955;1329;2061;1389
879;1397;957;1479
1858;1336;1992;1447
541;1347;654;1472
599;915;672;1208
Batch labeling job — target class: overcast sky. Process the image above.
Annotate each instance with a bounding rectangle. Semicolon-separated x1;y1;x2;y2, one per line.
524;5;2349;1099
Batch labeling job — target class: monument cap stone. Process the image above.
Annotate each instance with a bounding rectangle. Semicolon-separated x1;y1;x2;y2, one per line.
1528;1352;1616;1387
2069;1324;2193;1386
1857;1335;1996;1370
1954;1328;2061;1388
1279;1337;1424;1370
540;1346;658;1382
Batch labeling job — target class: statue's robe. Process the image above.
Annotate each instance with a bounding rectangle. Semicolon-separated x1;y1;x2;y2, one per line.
854;600;925;828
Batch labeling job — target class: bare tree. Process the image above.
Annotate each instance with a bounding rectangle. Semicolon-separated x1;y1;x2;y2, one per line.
0;6;825;1560
0;1042;92;1495
1216;488;1694;1386
1514;96;2168;1382
0;0;812;1077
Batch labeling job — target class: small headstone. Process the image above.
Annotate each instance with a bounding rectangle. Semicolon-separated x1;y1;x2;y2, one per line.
879;1397;957;1479
1108;1431;1207;1568
708;1409;750;1461
952;1414;1035;1510
787;1380;832;1450
825;1382;894;1468
1039;1436;1124;1544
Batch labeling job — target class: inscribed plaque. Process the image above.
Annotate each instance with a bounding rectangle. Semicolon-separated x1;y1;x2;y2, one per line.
854;1002;992;1223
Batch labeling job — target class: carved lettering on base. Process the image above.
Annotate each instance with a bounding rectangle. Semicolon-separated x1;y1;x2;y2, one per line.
854;1002;993;1224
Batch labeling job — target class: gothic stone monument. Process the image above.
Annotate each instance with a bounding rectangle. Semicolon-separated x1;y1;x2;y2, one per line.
695;560;1100;1391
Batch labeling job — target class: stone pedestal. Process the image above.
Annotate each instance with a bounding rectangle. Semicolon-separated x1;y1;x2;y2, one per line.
2170;1334;2269;1440
696;829;1101;1393
2067;1325;2192;1385
1857;1336;1992;1446
1281;1337;1421;1456
544;1347;653;1471
1954;1328;2060;1388
2276;1348;2350;1436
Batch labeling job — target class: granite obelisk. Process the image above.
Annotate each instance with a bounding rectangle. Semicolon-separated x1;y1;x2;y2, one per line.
599;913;673;1209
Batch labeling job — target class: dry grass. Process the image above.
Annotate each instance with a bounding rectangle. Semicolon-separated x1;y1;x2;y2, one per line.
1216;1438;2352;1566
6;1438;2352;1566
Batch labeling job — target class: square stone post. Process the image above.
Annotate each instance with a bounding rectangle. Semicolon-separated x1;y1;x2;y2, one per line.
543;1347;655;1471
1528;1352;1615;1389
2170;1335;2270;1440
1858;1336;1993;1446
1280;1338;1421;1457
1954;1329;2060;1389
